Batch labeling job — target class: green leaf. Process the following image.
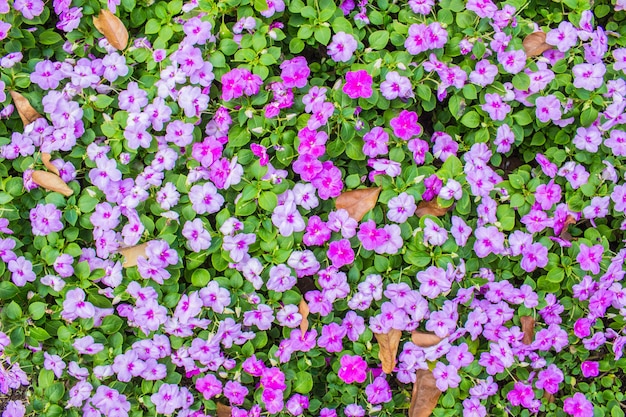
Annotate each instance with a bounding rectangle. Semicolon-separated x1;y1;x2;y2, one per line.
38;369;55;389
368;30;389;50
28;302;47;320
30;327;51;341
460;111;480;128
314;26;331;45
191;269;211;287
259;191;277;211
293;371;313;393
39;30;63;45
94;95;114;109
289;37;305;54
5;301;22;320
100;315;124;334
0;192;13;204
512;73;530;91
145;19;161;34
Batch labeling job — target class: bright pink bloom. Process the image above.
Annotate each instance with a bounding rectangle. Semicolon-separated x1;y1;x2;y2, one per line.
343;70;373;99
338;355;368;384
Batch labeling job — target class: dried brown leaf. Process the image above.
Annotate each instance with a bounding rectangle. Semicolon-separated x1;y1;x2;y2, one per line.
520;316;535;345
409;369;442;417
216;403;232;417
31;170;73;197
118;242;149;268
543;392;555;403
558;214;578;241
41;153;60;175
411;331;442;348
414;199;450;217
10;91;43;126
93;9;129;50
374;328;402;374
523;31;553;57
335;187;381;222
299;298;310;337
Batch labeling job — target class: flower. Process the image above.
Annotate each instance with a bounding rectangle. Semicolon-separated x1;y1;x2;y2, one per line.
328;32;358;62
343;70;373;99
338;355;368;384
563;393;594;417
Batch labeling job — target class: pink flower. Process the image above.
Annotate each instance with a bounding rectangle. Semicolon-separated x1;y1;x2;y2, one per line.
328;32;358;62
563;393;594;417
342;70;373;99
390;110;422;140
327;239;355;268
580;361;599;378
338;355;368;384
577;243;603;275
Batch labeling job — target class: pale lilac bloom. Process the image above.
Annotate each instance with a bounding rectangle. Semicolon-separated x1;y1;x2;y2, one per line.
482;93;510;121
44;352;66;378
8;256;36;286
423;218;448;246
432;362;461;391
546;21;578;52
572;63;606;91
380;71;413;100
497;49;526;74
182;219;212;252
327;32;358;62
272;202;306;236
469;60;498;87
189;182;224;214
387;192;416;223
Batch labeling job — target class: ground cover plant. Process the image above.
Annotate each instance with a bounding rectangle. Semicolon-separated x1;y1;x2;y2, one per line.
1;0;626;415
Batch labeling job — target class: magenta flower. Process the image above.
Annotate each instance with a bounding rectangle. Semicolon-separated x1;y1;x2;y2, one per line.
343;70;373;99
365;375;392;404
280;56;310;89
535;364;563;394
563;393;594;417
338;355;368;384
581;361;599;378
327;239;355;268
432;362;461;391
577;243;603;275
416;266;451;299
390;110;422;140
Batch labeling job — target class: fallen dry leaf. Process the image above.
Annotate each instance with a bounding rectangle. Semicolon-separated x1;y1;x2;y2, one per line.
93;9;129;50
31;170;73;197
335;187;381;222
409;369;442;417
299;298;310;337
374;328;402;374
544;392;556;403
118;242;149;268
520;316;535;345
41;153;60;175
523;31;552;57
411;331;442;348
216;403;231;417
414;199;450;217
10;91;43;126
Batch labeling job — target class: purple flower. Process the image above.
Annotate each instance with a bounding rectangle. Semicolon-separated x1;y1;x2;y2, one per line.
387;192;416;223
43;352;66;378
7;256;36;287
380;71;413;100
481;93;510;121
286;394;309;416
317;322;347;353
328;32;358;62
416;266;451;299
432;362;461;391
365;375;392;404
189;182;224;214
272;202;306;236
30;203;63;236
497;49;526;74
536;364;563;394
2;400;25;417
546;21;578;52
577;243;603;275
151;383;184;414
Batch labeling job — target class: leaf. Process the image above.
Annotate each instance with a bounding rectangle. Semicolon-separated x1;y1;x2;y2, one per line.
411;331;442;348
216;403;232;417
10;91;43;126
299;298;309;337
118;242;149;268
559;214;578;241
41;153;59;175
31;170;73;197
335;187;381;222
409;370;442;417
374;328;402;374
93;9;129;50
523;31;552;57
415;199;450;217
520;316;535;345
